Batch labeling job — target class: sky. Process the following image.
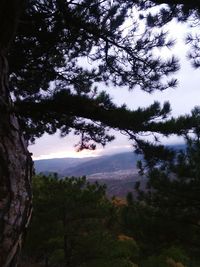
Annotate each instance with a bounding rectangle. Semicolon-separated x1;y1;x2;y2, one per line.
29;20;200;160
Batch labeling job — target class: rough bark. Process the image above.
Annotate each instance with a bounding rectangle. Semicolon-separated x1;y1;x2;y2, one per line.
0;1;33;267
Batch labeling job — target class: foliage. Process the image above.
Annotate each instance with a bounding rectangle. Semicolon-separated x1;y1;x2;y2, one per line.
22;175;138;267
22;136;200;267
120;131;200;267
22;171;200;267
141;246;189;267
9;0;200;157
10;1;200;266
136;0;200;69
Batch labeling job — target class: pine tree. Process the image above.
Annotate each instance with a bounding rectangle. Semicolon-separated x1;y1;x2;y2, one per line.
136;0;200;68
22;175;138;267
135;117;200;260
0;1;199;266
0;1;32;266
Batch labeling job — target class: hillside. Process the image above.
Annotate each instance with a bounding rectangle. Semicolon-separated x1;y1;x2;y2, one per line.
34;144;185;176
34;157;93;174
34;145;185;197
62;152;140;177
34;152;140;176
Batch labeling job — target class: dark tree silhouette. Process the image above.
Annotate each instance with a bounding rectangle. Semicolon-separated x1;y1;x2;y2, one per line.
135;131;200;262
0;1;32;266
0;0;199;266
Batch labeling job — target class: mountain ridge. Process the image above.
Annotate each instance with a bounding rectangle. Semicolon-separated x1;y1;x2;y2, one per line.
34;144;185;177
34;144;185;197
34;151;140;176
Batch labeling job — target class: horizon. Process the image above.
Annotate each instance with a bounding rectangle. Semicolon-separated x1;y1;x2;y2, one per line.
33;142;185;161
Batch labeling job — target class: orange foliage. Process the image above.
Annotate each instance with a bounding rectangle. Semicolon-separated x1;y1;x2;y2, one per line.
118;234;134;241
112;197;127;207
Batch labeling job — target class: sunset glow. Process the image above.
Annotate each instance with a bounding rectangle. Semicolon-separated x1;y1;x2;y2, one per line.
32;149;101;161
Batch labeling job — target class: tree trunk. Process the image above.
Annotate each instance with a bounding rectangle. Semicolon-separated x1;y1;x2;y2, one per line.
0;1;33;266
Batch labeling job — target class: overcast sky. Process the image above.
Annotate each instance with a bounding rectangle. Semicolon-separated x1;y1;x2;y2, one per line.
29;20;200;160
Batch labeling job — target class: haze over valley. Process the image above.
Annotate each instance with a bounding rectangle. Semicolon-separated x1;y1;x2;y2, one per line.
34;144;184;196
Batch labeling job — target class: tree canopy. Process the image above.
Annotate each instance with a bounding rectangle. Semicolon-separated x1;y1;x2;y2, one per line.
22;175;138;267
2;0;200;266
10;0;200;154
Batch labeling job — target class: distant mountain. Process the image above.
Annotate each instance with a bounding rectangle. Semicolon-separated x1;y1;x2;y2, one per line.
34;157;93;174
34;144;185;197
34;152;140;176
34;144;185;177
61;152;140;177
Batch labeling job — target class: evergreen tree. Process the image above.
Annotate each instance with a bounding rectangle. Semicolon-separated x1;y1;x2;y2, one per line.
135;116;200;262
136;0;200;68
0;2;32;266
13;0;195;149
0;1;200;265
22;175;138;267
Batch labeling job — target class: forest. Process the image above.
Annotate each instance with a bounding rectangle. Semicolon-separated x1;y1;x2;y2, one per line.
1;0;200;266
20;134;200;267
